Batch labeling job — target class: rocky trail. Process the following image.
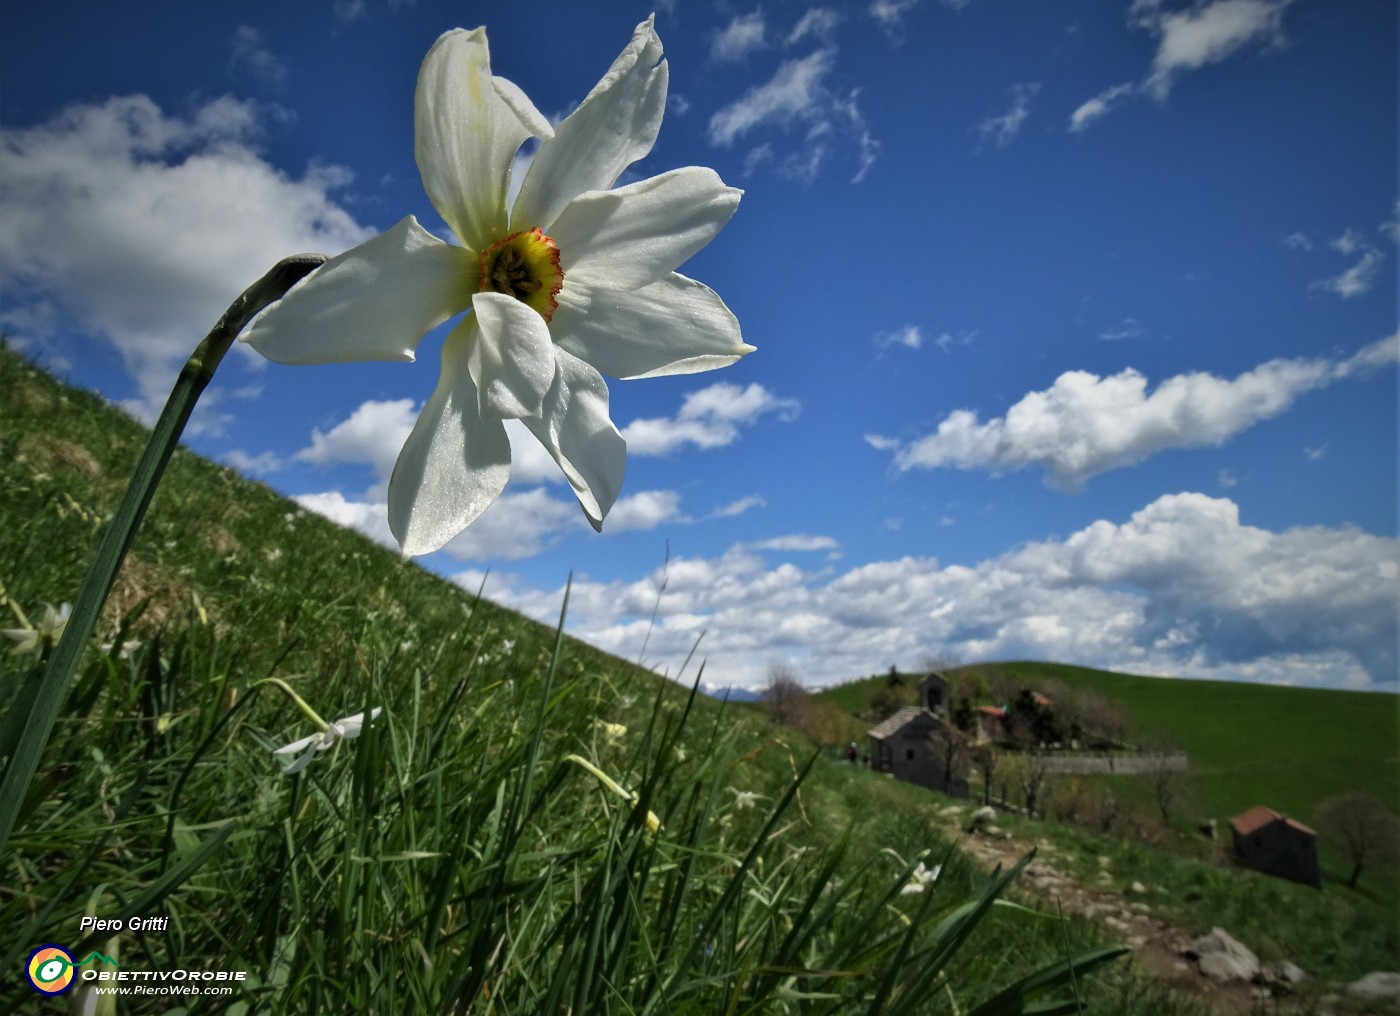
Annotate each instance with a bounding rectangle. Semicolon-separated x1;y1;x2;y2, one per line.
933;805;1392;1016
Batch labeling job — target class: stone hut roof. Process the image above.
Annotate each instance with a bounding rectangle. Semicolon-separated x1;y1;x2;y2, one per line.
1230;805;1316;838
867;707;925;740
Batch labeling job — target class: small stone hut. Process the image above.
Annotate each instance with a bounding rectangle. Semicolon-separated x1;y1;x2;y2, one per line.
1229;805;1321;889
867;674;969;798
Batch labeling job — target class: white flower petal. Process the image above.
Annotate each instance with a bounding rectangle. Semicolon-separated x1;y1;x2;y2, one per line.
281;742;322;775
551;167;741;291
468;292;558;419
242;217;473;365
416;29;549;252
512;18;667;232
273;733;322;756
521;348;625;530
388;321;512;556
330;707;382;740
553;274;754;379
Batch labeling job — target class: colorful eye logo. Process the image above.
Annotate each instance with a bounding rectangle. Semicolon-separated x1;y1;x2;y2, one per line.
26;944;75;995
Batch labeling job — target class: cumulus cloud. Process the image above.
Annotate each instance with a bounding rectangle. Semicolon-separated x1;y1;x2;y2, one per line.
1282;231;1312;251
976;82;1040;148
294;483;688;562
711;11;767;62
708;49;877;183
622;382;798;456
872;335;1399;489
0;94;371;427
473;492;1397;691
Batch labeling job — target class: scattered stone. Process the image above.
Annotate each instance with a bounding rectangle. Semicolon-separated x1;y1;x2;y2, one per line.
983;824;1003;837
1274;961;1305;988
1346;972;1400;1004
1129;902;1152;915
1188;927;1260;983
1095;871;1114;884
1097;855;1112;867
1127;935;1146;949
967;806;997;832
1128;880;1147;894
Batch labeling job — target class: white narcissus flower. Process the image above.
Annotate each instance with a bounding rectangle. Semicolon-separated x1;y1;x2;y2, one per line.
3;602;71;656
273;708;383;775
899;861;942;895
242;18;751;556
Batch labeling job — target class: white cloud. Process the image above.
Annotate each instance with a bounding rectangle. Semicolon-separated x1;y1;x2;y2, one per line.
621;382;798;456
787;8;842;45
0;94;371;424
1068;82;1134;133
297;398;416;485
1143;0;1289;100
608;490;687;532
1311;250;1385;299
229;26;287;91
748;535;840;552
709;49;835;146
934;330;976;353
976;82;1040;148
1282;231;1312;251
710;495;767;518
1070;0;1289;129
1098;317;1146;341
711;11;767;62
472;492;1398;691
870;0;965;34
332;0;369;23
224;449;285;474
1330;228;1366;256
295;490;395;548
876;335;1398;489
708;49;877;183
876;324;924;350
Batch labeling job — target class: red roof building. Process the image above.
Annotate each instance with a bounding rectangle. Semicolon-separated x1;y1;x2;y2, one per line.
1229;806;1320;888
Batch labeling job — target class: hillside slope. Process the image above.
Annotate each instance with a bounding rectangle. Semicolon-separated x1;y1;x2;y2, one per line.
2;344;1199;1014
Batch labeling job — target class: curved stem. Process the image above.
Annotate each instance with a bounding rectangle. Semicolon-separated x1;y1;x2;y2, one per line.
0;253;327;856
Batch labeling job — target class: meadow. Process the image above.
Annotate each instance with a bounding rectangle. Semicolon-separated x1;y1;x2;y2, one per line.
0;343;1205;1013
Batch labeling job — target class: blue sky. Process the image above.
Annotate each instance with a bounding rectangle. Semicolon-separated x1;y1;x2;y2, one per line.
2;0;1395;692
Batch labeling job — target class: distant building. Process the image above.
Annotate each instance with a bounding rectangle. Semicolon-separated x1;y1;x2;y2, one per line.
974;705;1008;745
920;671;949;717
867;692;970;799
1229;805;1321;889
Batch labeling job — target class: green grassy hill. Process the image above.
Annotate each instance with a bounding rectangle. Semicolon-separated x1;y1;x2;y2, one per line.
0;344;1192;1013
820;663;1398;827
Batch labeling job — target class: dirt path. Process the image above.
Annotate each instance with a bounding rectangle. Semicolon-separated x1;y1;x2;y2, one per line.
932;806;1266;1016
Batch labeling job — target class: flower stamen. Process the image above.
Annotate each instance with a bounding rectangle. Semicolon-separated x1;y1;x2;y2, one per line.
479;228;564;321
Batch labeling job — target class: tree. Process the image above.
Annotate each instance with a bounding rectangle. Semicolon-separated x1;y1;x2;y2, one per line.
1139;732;1187;827
1315;792;1400;889
928;725;970;797
971;743;999;806
762;664;809;729
1077;689;1130;749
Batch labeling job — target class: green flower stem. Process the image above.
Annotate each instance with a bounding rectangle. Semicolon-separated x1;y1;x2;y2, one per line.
0;253;327;856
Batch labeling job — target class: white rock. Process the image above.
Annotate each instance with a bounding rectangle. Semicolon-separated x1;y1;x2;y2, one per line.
1346;972;1400;1003
1190;927;1260;983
